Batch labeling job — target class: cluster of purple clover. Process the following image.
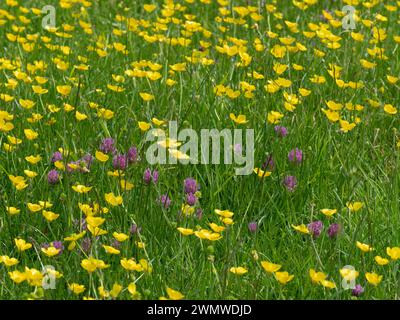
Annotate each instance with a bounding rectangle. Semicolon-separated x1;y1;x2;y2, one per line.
66;153;94;173
288;147;303;164
47;151;63;184
143;167;171;210
100;138;138;171
284;147;303;192
158;194;171;209
181;178;203;219
143;168;159;185
270;125;304;193
47;138;138;185
307;220;341;239
184;178;199;205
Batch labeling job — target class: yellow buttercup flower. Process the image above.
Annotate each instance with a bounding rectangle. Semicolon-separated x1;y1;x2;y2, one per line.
81;257;109;273
87;225;108;236
0;255;19;267
365;272;382;286
41;246;61;257
229;267;248;275
105;192;123;206
261;261;281;273
275;271;294;285
214;209;234;218
375;256;389;266
24;170;38;178
209;223;225;233
56;85;72;96
177;227;194;236
110;283;123;298
107;84;125;92
138;121;151;131
75;111;88;121
95;150;109;162
292;224;310;234
139;92;154;101
386;247;400;260
340;268;359;281
27;203;42;212
253;168;272;178
321;280;336;289
9;270;27;284
384;104;397;115
42;210;60;222
320;208;337;217
15;238;32;251
120;258;144;271
229;113;248;124
309;269;327;284
113;232;129;242
19;99;35;109
166;287;184;300
25;155;42;164
103;245;121;255
69;283;86;295
267;111;284;124
120;179;134;191
356;241;373;253
347;202;363;212
143;4;156;12
6;207;20;215
72;184;92;193
86;216;105;228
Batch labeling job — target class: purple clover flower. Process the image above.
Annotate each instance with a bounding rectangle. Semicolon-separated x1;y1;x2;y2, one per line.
248;221;258;233
100;138;115;154
127;146;138;163
152;170;159;184
129;224;141;234
81;237;91;253
51;151;63;163
81;154;94;168
143;168;151;184
307;221;323;238
52;241;64;255
352;284;364;297
262;155;275;171
186;193;197;206
184;178;198;194
274;125;288;137
143;168;158;185
196;208;203;220
158;194;171;209
288;148;303;164
111;239;121;249
327;223;341;238
284;175;297;192
113;154;127;170
47;169;60;185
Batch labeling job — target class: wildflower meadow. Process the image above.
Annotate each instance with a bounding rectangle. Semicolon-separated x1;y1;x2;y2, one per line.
0;0;400;301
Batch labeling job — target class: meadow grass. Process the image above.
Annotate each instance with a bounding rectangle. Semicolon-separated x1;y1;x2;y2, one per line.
0;0;399;300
